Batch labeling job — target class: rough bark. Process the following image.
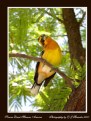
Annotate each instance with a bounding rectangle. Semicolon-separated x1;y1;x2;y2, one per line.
62;8;85;67
63;80;86;111
62;8;86;111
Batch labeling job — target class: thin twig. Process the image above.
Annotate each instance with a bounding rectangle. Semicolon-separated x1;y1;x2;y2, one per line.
44;10;64;23
78;12;86;26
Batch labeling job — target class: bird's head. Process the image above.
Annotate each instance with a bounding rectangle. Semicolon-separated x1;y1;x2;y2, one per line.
38;34;48;47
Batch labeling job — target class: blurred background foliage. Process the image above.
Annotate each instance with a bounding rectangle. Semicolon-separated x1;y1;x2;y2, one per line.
8;8;86;112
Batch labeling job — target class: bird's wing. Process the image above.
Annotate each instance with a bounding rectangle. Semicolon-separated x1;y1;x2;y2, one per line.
34;62;41;85
34;51;44;85
44;72;56;87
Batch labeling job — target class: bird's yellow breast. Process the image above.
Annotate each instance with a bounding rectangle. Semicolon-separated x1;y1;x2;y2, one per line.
42;47;62;66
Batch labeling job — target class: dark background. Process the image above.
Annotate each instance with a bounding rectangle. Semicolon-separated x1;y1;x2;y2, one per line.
0;0;90;120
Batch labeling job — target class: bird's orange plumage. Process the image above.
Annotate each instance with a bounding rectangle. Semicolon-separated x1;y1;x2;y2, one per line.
31;34;62;96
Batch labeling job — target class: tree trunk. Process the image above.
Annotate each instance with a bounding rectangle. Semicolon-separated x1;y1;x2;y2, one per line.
63;80;86;111
62;8;85;67
62;8;86;111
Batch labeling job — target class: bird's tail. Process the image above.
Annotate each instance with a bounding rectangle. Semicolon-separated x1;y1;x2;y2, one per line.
30;83;40;96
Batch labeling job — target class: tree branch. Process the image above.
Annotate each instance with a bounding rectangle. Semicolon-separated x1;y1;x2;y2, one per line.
78;12;86;26
44;10;64;23
9;53;74;89
52;34;67;37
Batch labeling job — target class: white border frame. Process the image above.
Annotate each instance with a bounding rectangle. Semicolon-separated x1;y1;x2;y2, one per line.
7;7;87;113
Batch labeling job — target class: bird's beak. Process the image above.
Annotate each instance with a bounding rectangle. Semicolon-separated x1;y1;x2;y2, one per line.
38;36;45;46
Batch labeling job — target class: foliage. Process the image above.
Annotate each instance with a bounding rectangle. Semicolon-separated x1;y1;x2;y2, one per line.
33;77;72;111
8;8;86;112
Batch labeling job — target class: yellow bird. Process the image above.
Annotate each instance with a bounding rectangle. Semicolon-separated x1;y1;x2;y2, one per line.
31;34;62;95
